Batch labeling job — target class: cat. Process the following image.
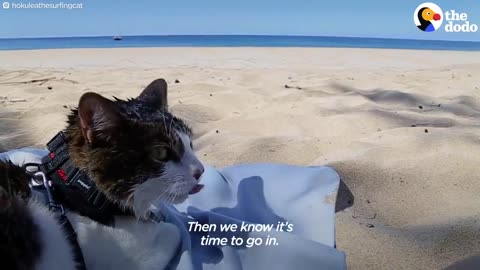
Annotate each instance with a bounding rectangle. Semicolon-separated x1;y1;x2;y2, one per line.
0;78;205;270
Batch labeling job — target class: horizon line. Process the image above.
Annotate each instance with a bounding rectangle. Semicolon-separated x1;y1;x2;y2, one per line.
0;34;479;43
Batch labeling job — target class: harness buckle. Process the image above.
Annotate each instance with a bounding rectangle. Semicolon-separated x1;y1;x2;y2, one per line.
34;171;65;215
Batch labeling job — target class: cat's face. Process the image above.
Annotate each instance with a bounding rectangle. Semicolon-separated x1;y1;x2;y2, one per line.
66;79;204;218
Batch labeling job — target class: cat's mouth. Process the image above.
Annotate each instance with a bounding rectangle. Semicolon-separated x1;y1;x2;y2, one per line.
189;183;204;195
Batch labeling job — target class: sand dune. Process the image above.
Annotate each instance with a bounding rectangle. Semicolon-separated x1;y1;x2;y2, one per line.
1;48;480;269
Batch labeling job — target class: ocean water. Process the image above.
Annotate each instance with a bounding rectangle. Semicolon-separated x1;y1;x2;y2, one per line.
0;35;479;51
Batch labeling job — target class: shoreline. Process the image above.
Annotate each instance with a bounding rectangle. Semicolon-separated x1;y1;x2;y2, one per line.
1;35;479;52
1;45;480;52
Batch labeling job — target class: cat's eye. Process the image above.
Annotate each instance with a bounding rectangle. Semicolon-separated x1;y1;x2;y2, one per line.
190;141;193;150
152;146;169;162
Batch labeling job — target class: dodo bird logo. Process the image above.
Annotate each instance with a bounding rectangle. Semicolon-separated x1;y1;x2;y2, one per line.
414;3;444;32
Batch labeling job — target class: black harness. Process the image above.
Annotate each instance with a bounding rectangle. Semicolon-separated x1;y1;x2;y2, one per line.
30;172;87;270
25;132;135;270
38;132;131;225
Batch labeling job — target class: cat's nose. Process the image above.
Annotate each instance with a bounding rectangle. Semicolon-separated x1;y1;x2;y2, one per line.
193;166;205;181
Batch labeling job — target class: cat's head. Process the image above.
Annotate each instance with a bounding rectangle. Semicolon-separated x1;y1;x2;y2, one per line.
65;79;204;218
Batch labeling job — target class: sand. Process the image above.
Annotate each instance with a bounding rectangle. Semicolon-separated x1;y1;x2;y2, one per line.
1;47;480;269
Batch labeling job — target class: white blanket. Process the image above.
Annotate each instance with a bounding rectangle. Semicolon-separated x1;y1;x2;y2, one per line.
1;148;346;270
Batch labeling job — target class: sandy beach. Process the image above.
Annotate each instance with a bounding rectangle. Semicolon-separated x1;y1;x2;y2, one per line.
1;47;480;269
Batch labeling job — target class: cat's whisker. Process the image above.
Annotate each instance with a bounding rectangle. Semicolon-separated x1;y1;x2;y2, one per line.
164;192;172;203
156;188;170;201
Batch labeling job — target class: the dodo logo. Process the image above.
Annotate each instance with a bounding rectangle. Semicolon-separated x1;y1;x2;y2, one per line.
414;3;443;32
414;2;478;33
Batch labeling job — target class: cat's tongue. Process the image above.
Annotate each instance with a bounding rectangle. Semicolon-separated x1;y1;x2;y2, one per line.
189;184;204;195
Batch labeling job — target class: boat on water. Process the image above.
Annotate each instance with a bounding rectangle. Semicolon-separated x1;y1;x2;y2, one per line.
112;36;123;41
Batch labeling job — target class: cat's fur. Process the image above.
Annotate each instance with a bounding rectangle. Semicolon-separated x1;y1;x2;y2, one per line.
0;79;204;270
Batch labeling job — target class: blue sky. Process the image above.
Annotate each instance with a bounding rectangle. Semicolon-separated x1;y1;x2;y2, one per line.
0;0;479;41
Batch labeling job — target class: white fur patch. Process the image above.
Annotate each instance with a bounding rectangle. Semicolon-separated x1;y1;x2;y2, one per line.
28;201;76;270
67;212;180;270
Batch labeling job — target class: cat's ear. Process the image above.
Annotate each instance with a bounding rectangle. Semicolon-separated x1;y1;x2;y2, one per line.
78;92;122;144
138;78;168;110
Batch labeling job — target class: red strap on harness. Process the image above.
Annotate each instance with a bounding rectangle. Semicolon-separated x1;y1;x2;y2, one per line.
57;168;67;182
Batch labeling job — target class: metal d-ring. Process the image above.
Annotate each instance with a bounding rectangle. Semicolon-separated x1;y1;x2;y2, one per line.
34;171;65;215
